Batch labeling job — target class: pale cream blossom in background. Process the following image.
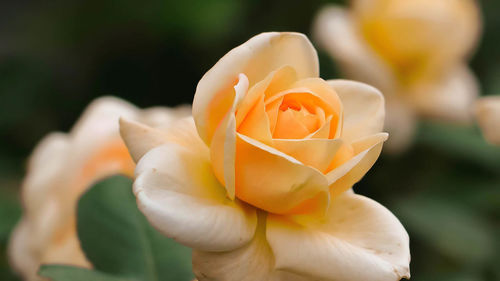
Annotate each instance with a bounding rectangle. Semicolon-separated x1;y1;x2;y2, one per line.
475;96;500;145
8;97;190;281
120;32;410;281
314;0;482;152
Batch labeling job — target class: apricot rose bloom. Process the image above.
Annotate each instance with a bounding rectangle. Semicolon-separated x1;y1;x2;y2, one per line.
120;32;410;281
8;97;190;281
314;0;481;152
475;96;500;145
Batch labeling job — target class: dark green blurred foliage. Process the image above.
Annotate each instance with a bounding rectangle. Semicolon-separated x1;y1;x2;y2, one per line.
0;0;499;280
0;186;22;281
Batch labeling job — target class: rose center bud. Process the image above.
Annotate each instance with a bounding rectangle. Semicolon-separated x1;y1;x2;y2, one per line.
273;99;323;139
224;67;352;214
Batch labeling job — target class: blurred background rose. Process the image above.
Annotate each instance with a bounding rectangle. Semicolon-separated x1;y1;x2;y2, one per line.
0;0;498;281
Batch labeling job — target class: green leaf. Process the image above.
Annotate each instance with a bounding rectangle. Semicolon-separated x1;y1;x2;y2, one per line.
38;265;134;281
393;196;495;265
77;176;193;281
417;122;500;170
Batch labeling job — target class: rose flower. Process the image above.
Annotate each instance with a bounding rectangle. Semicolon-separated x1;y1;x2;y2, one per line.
314;0;482;152
9;97;190;281
120;32;410;281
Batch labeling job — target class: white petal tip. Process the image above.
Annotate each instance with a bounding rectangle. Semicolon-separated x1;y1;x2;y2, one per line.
119;118;168;162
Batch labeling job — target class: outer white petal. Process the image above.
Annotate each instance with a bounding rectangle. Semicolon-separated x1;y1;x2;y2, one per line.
70;96;139;150
192;214;275;281
8;220;40;281
192;214;311;281
119;118;171;163
22;133;70;212
267;192;411;281
328;80;385;142
73;97;189;163
193;32;319;144
474;96;500;145
133;122;257;252
408;64;479;122
313;6;396;96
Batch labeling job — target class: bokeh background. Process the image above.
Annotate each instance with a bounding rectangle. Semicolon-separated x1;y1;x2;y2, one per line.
0;0;499;280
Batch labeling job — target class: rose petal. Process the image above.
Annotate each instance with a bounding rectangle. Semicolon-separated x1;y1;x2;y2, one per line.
315;106;326;126
290;78;344;138
40;226;89;267
308;115;333;139
267;89;337;118
22;133;70;211
266;96;284;135
71;97;138;147
290;78;342;116
134;136;257;252
120;116;210;163
328;80;385;142
193;32;319;144
313;6;396;95
273;108;311;139
193;214;313;281
122;117;258;251
475;96;500;145
408;64;479;123
238;95;273;144
272;138;343;172
210;74;249;199
9;220;45;281
192;213;277;281
235;133;329;214
236;66;298;128
326;133;388;197
267;192;410;281
119;118;171;163
325;142;354;173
